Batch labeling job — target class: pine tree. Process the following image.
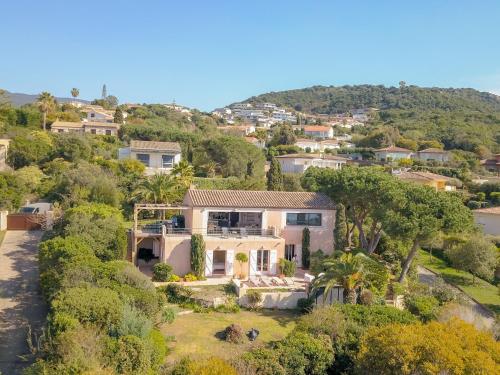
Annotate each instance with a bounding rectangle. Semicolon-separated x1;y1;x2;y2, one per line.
114;107;124;123
334;203;348;251
266;157;284;191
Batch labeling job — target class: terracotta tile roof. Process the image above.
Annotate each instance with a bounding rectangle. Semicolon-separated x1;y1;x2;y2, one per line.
395;171;454;182
275;153;348;161
185;189;336;209
130;140;181;152
304;126;331;132
473;206;500;215
375;146;412;153
296;138;317;143
51;121;83;129
418;148;447;153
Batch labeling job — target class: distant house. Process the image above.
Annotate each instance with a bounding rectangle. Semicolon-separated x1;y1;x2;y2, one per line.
86;109;115;123
0;139;10;171
245;137;266;149
416;148;450;162
392;170;457;191
276;153;348;174
473;206;500;235
218;124;256;136
374;146;413;161
295;139;320;152
481;154;500;175
303;126;334;139
119;140;182;175
50;121;120;136
319;139;341;151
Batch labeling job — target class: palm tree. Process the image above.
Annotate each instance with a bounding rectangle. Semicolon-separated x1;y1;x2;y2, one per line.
71;87;79;100
132;173;179;205
313;252;365;304
171;160;194;188
36;92;56;131
203;161;218;178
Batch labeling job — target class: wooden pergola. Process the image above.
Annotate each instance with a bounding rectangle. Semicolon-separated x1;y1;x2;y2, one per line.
133;203;189;231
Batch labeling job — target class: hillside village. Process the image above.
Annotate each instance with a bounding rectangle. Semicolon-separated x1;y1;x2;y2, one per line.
0;84;499;374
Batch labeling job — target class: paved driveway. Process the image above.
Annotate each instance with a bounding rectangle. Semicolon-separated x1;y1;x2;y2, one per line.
0;231;46;374
417;265;495;329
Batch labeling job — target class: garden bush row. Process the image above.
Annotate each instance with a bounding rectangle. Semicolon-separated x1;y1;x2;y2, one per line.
27;203;169;374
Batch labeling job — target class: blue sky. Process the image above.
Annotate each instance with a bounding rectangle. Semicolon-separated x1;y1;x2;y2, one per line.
1;0;499;110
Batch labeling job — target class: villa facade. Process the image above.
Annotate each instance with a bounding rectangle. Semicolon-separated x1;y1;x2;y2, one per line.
130;189;336;278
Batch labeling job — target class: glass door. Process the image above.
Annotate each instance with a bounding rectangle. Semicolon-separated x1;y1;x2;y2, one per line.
256;250;270;273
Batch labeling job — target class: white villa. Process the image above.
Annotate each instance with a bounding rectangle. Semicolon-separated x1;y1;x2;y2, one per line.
119;140;182;175
276;153;348;174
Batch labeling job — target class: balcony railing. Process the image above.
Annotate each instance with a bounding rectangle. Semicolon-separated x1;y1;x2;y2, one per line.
136;225;276;237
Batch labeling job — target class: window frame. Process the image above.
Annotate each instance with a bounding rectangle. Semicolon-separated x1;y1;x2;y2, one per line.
286;212;322;226
161;154;174;168
136;153;150;167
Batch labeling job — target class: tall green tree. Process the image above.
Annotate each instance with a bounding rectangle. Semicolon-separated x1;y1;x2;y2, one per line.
114;107;124;123
334;203;348;251
303;166;405;254
270;124;296;146
302;227;311;269
71;87;79;100
190;234;206;278
267;157;284;191
446;236;497;283
396;185;474;282
37;91;56;131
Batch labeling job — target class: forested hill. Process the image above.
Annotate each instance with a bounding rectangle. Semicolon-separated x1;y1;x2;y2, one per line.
240;85;500;114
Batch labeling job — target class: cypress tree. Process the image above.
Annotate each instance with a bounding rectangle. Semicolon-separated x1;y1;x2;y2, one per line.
267;157;284;191
334;203;347;251
113;107;124;124
190;234;206;278
302;227;311;269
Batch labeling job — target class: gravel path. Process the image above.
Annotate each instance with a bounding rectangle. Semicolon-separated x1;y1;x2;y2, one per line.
417;265;495;328
0;231;46;374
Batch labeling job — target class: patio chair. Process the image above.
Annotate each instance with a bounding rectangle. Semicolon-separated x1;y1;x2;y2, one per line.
270;277;281;286
248;277;259;287
284;277;295;287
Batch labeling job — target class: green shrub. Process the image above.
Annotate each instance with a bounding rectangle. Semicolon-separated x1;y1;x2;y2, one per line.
279;258;297;277
297;297;314;313
467;200;482;209
246;290;262;309
147;329;167;371
171;357;238;375
276;332;334;375
52;286;123;329
405;295;440;322
164;283;194;304
152;263;173;281
240;347;286;375
162;306;176;324
490;192;500;204
430;277;458;304
309;249;328;275
168;274;181;282
359;289;374;305
114;335;152;375
116;304;152;338
183;273;198;282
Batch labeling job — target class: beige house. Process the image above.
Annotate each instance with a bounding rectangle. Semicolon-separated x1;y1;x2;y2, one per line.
416;148;450;162
130;190;336;278
473;207;500;235
393;170;457;191
50;120;120;136
374;146;413;161
276;153;348;174
119;140;182;175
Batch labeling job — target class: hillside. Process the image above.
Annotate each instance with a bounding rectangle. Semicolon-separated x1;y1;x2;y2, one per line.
241;84;500;114
3;90;89;107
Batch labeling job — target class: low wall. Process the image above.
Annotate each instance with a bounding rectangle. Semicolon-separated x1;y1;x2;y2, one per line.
239;291;308;309
0;210;7;231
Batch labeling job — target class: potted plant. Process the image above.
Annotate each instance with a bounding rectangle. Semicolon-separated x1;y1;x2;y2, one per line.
235;252;248;279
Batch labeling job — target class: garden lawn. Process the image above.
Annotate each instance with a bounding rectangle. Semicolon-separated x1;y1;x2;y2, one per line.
417;249;500;315
161;310;298;363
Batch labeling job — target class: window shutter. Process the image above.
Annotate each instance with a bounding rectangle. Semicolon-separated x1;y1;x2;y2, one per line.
226;249;234;276
205;250;213;277
249;250;257;276
270;250;278;274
